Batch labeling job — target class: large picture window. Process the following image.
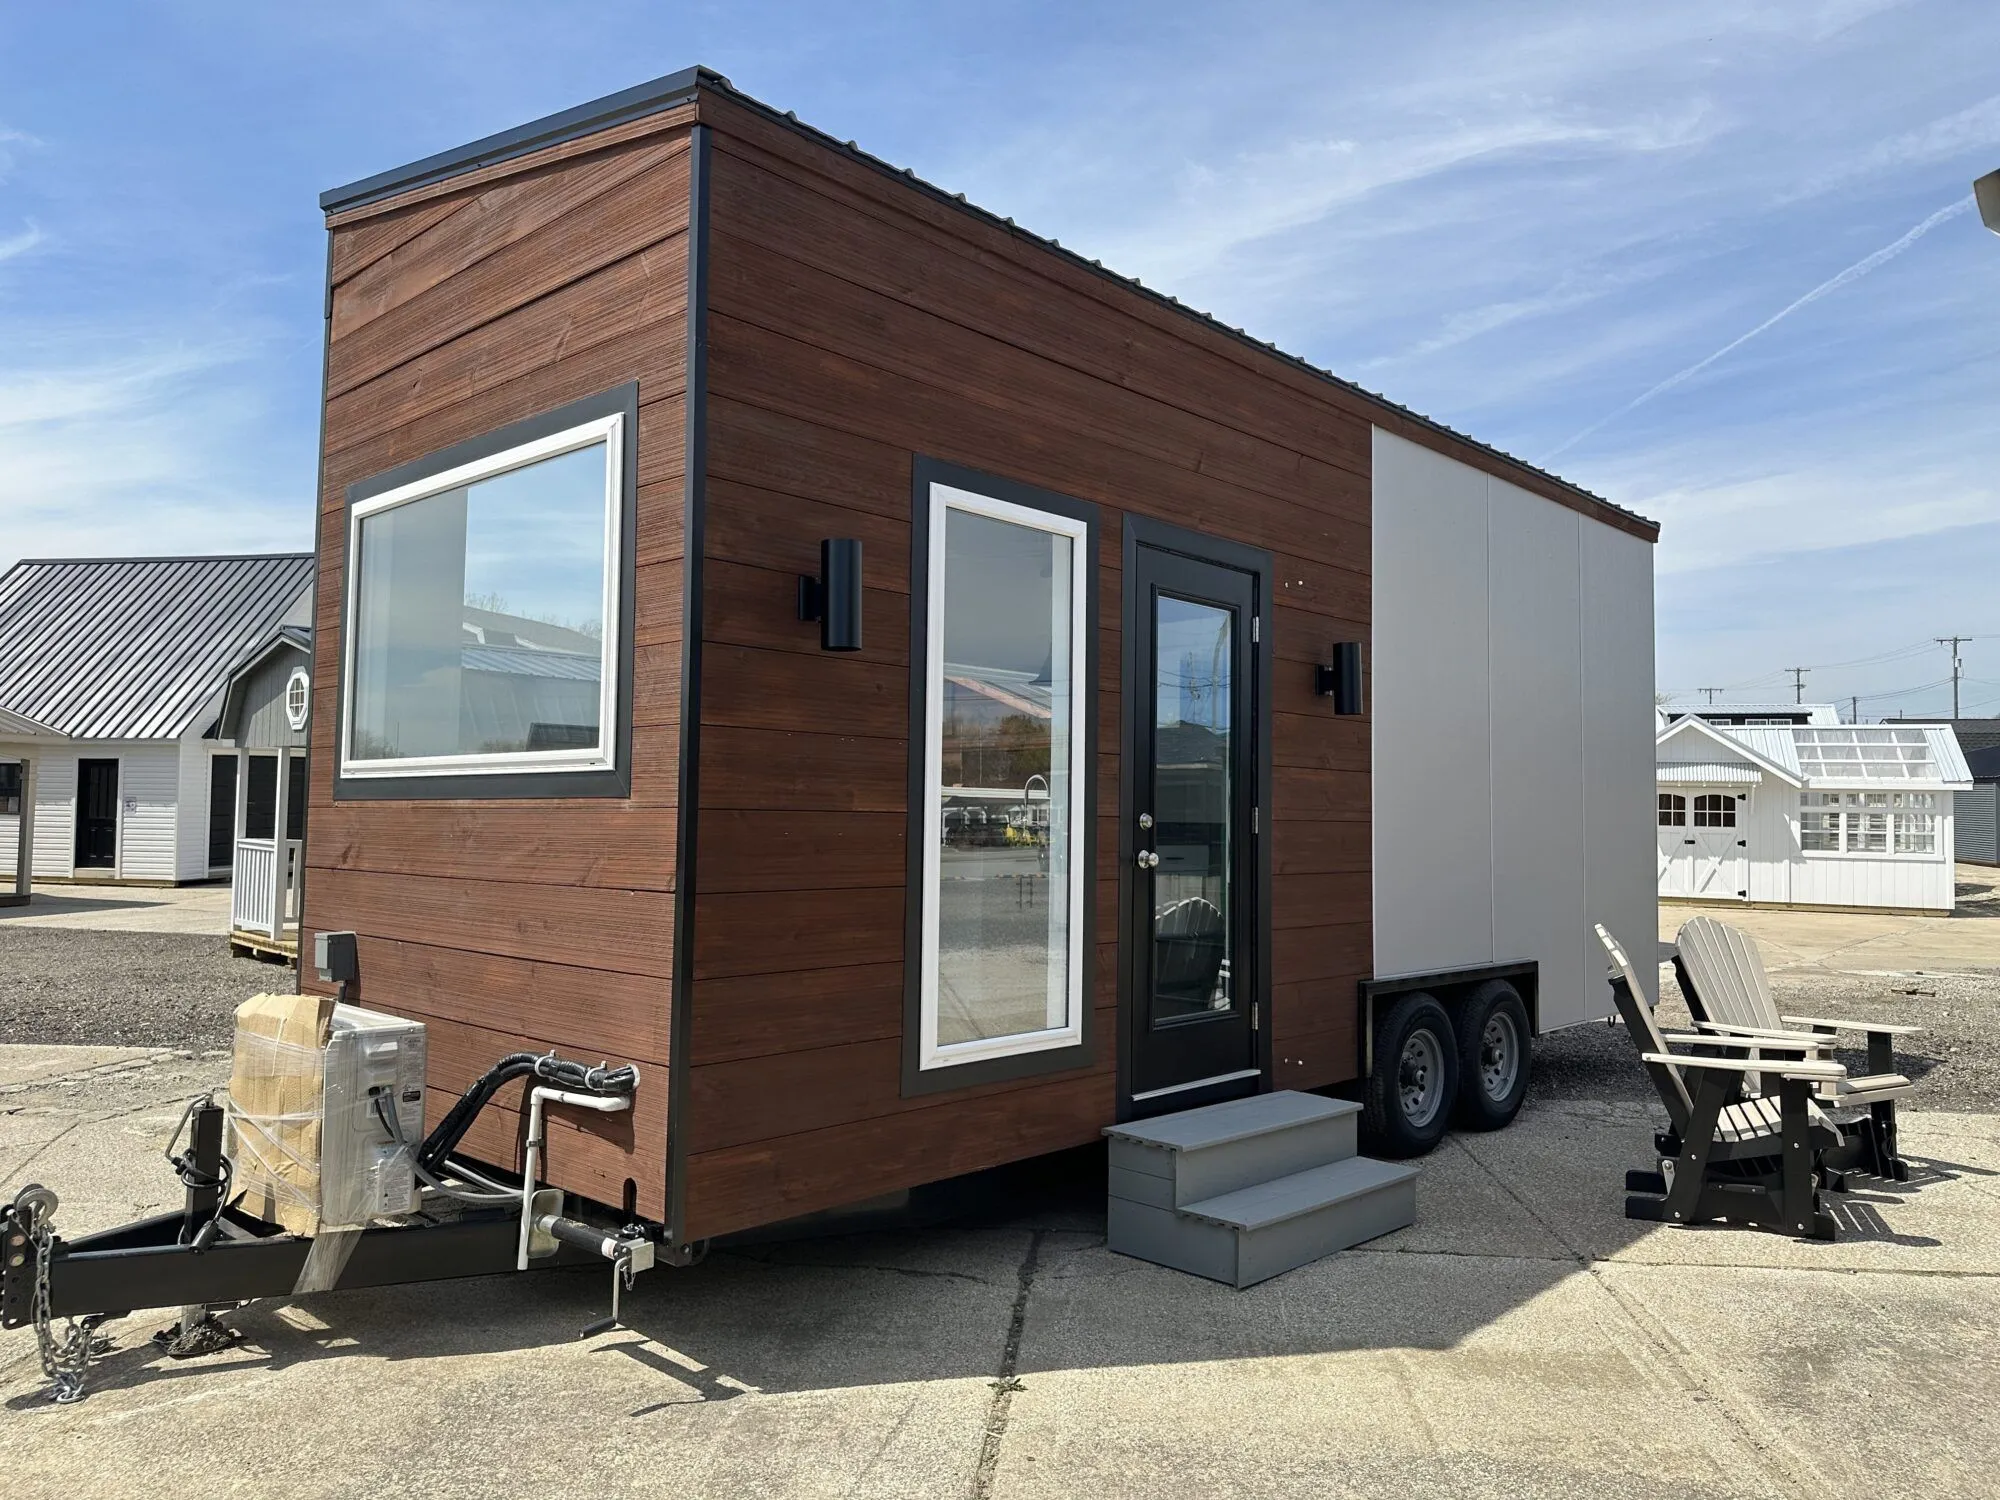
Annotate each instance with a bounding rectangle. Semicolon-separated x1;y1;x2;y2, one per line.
912;471;1094;1082
338;390;633;794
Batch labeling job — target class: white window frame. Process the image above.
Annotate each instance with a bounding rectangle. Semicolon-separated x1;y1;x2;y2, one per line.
917;481;1091;1073
1799;790;1941;858
339;411;625;780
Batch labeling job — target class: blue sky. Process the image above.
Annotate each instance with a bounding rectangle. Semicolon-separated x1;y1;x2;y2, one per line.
2;1;1996;718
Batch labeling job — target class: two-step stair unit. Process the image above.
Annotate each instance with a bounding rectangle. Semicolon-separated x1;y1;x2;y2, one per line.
1105;1092;1418;1288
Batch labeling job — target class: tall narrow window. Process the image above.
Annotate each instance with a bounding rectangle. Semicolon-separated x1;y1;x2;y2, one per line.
914;474;1094;1080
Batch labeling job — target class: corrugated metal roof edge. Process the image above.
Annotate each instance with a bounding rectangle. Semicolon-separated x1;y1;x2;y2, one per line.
318;67;1659;543
4;552;313;570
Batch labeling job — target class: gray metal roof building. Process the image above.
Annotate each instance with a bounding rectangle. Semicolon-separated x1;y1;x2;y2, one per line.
0;554;315;740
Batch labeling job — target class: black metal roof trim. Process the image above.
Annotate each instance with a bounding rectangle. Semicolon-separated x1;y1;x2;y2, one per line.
319;66;726;214
318;66;1655;537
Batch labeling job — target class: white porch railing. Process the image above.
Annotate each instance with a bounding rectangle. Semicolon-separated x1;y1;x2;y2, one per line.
231;837;302;938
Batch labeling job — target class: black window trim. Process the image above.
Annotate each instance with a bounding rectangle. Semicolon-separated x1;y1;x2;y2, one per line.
901;456;1100;1098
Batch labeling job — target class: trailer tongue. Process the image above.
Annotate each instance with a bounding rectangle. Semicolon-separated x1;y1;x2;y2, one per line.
2;1038;668;1405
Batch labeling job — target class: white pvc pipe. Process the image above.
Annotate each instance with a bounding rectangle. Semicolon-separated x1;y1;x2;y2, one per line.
516;1082;634;1271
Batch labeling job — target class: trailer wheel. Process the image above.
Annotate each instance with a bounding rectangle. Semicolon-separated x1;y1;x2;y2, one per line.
1361;992;1459;1158
1451;980;1531;1130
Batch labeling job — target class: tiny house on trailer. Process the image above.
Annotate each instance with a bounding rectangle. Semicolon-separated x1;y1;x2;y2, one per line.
301;67;1659;1255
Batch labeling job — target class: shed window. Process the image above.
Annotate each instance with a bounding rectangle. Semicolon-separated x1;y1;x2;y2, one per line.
341;403;626;784
1657;794;1686;827
1801;791;1938;856
915;477;1092;1077
0;761;19;817
1693;794;1736;828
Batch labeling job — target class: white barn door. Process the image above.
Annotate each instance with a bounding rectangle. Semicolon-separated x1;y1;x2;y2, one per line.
1660;790;1748;901
1688;792;1747;900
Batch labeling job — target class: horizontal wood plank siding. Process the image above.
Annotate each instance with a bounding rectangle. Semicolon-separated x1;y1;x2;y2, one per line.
302;126;693;1220
678;109;1372;1240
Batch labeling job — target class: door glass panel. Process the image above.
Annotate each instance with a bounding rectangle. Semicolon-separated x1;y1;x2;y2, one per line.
1152;595;1233;1025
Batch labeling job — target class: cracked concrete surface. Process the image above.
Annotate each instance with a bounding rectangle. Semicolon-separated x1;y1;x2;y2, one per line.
2;1044;1997;1498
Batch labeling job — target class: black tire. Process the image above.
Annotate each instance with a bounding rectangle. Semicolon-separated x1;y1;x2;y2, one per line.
1361;992;1459;1158
1450;979;1532;1131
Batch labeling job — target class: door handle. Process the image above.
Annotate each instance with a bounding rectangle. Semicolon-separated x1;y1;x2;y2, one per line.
1684;839;1695;845
1136;850;1159;869
1736;840;1747;847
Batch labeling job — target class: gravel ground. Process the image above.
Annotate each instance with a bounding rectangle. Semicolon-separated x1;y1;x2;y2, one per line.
1534;949;2000;1113
0;928;279;1050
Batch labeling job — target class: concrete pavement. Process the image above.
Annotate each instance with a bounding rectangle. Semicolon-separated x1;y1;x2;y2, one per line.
0;883;232;936
2;1045;1996;1498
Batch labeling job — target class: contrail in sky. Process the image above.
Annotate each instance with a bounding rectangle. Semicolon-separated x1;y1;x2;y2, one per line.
1541;194;1976;464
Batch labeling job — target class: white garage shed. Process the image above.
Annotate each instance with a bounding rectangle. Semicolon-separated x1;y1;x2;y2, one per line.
1656;713;1970;915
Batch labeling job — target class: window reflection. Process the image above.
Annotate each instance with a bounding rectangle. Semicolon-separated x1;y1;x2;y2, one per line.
933;505;1076;1049
1152;596;1232;1023
350;442;609;764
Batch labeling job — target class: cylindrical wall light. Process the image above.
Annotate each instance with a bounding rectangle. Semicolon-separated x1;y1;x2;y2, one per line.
797;538;864;651
1314;642;1363;715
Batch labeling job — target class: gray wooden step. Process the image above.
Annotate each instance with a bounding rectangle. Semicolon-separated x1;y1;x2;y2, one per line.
1107;1156;1418;1289
1104;1091;1360;1207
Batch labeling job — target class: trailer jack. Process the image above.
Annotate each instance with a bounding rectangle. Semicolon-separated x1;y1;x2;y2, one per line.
1;1096;663;1404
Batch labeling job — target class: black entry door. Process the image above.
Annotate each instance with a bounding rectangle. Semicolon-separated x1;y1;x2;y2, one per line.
73;758;119;870
1124;529;1266;1110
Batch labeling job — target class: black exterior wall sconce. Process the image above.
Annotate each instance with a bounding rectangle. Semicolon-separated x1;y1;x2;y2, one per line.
1315;642;1364;715
797;538;864;651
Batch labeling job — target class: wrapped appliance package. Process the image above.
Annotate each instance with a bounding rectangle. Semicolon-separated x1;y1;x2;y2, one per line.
225;993;428;1240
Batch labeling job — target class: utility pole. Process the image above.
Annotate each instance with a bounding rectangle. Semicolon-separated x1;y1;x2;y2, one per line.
1937;636;1968;718
1700;687;1721;705
1786;667;1808;704
1849;695;1859;725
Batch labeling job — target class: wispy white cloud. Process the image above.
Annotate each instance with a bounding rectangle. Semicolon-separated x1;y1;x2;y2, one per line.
0;222;44;264
0;341;309;564
1541;195;1977;462
1784;92;2000;201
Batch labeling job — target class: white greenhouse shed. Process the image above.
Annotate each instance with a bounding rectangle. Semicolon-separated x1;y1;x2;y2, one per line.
1656;712;1971;915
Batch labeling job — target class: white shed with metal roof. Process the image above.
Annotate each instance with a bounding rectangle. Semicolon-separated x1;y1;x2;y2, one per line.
1657;711;1970;914
0;554;314;886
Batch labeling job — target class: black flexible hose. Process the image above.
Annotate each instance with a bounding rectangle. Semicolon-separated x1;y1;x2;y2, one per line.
415;1052;638;1176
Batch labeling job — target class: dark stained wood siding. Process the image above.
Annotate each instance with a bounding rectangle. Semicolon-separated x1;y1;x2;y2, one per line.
302;118;694;1219
678;94;1375;1240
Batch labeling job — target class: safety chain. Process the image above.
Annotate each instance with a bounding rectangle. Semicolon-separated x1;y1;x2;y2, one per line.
23;1190;98;1404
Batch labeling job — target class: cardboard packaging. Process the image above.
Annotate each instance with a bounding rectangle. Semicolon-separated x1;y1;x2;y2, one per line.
227;992;335;1236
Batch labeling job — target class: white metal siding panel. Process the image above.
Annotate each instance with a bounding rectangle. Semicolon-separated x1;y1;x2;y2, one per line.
1581;521;1659;1012
114;746;180;882
175;731;213;881
27;751;76;878
1489;480;1590;1026
1373;430;1656;1019
1742;789;1796;905
1371;431;1495;978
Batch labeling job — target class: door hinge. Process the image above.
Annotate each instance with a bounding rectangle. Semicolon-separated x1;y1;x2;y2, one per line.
1251;615;1260;643
1250;1000;1260;1031
1252;806;1259;833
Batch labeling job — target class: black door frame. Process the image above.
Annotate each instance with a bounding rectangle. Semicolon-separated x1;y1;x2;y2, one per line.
73;757;120;872
1117;516;1274;1119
